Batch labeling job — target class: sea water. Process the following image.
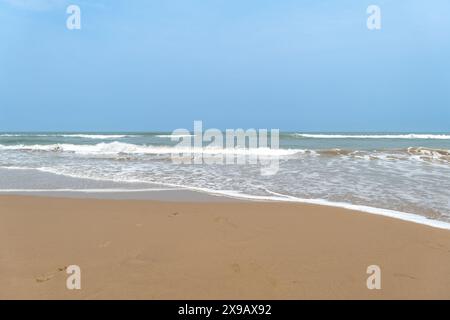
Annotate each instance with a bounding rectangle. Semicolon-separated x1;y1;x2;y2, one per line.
0;132;449;226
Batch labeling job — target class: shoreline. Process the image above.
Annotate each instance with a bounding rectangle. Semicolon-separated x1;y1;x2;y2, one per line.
1;195;450;299
1;186;449;230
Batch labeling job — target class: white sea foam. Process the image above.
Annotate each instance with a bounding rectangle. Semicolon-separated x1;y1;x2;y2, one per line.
295;133;450;139
1;133;449;229
0;188;180;193
0;133;134;139
0;142;300;156
59;134;133;139
155;134;195;138
1;167;449;231
211;189;450;230
1;142;449;164
108;181;450;231
2;142;449;167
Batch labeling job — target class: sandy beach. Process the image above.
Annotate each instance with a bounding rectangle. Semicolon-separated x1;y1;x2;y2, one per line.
0;194;449;299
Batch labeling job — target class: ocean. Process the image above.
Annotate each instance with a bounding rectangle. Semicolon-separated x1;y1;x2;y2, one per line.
0;132;449;227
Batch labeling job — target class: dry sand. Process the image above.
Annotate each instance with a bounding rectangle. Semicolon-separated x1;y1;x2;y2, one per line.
0;195;449;299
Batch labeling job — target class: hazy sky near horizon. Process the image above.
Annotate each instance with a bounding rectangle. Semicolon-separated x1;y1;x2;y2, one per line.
0;0;449;132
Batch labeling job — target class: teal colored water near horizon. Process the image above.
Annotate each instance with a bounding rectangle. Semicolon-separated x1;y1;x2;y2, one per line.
1;131;450;149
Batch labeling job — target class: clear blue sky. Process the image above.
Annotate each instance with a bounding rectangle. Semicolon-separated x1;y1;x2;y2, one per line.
0;0;449;132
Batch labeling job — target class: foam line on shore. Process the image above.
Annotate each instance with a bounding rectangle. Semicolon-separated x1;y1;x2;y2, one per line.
159;186;450;230
2;167;449;231
0;188;181;193
2;179;449;231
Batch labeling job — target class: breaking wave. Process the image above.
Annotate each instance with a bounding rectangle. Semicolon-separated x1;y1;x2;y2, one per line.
0;133;135;139
0;142;300;156
1;142;449;164
294;133;450;139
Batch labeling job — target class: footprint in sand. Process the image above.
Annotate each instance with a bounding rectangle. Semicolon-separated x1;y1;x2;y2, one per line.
231;263;241;273
35;266;67;283
168;212;180;218
394;273;417;280
35;274;55;283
